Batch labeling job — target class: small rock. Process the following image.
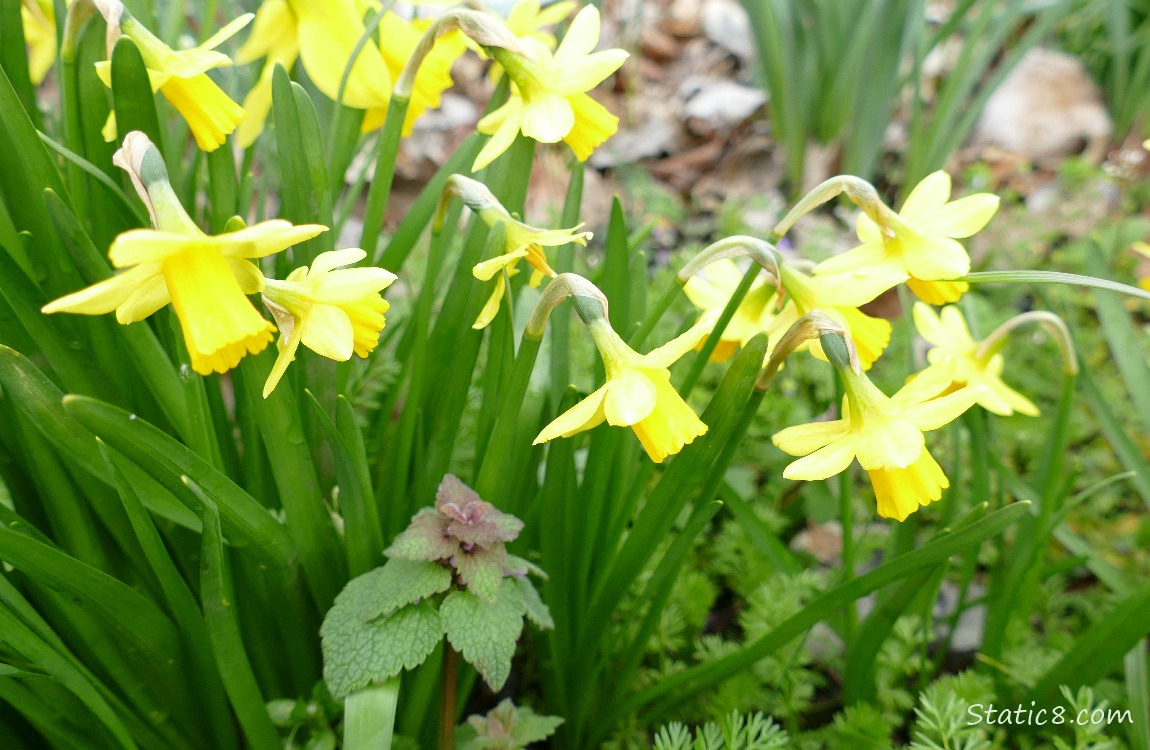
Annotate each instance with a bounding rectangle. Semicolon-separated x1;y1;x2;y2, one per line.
680;77;766;132
702;0;756;63
972;48;1112;166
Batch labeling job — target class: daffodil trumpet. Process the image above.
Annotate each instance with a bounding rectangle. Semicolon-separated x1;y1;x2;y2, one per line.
533;278;715;463
770;316;981;521
41;132;326;376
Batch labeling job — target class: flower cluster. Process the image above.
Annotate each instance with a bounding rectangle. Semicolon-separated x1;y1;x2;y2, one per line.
42;132;395;396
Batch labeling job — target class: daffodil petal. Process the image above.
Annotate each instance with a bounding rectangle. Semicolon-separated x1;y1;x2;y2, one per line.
200;13;255;52
899;234;970;281
474;97;524;171
603;369;658;426
41;264;160;316
236;0;294;64
473;274;506;329
311;267;398;302
300;303;355;361
473;249;528;281
109;230;205;266
912;301;948;347
814;241;891;277
215;220;329;258
926;193;999;238
782;438;857;481
907;277;968;305
311;248;367;275
553;6;601;62
904;386;980;432
556;49;628;94
772;418;850;457
641;311;720;368
534;383;610;442
899;171;951;222
263;322;304;398
115;273;171;323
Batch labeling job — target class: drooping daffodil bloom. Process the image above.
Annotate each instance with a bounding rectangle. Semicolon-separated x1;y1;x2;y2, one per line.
472;211;591;329
261;248;396;397
21;0;58;85
234;0;465;146
683;258;776;362
767;263;904;370
534;301;716;463
912;302;1039;417
42;132;325;375
814;171;1000;305
773;345;980;521
92;3;251;151
475;6;628;171
440;174;590;328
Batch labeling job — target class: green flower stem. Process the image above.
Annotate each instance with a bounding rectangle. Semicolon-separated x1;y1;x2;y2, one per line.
681;265;759;398
345;679;401;750
628;279;680;351
835;374;857;643
550;160;584;402
440;644;459;750
359;96;411;259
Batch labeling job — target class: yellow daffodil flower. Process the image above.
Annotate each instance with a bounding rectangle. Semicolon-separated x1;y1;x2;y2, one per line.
773;356;980;521
534;306;716;463
767;263;904;370
683;258;776;362
93;7;251;151
42;132;325;375
442;174;590;328
475;6;628;171
1133;242;1150;292
814;171;1000;305
261;248;396;397
472;212;591;329
235;0;464;146
21;0;58;85
912;302;1038;417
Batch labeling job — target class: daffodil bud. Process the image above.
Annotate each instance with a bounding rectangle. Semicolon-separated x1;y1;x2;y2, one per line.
525;273;608;340
113;132;200;234
758;309;856;389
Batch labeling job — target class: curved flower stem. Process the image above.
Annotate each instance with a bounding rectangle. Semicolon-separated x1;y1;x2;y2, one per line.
770;175;891;241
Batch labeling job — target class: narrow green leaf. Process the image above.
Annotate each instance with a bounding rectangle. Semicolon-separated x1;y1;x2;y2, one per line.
611;502;1030;730
344;680;400;750
191;484;281;750
0;0;39;122
963;269;1150;301
0;345;199;529
234;355;347;609
1031;575;1150;701
62;394;295;564
109;37;163;151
